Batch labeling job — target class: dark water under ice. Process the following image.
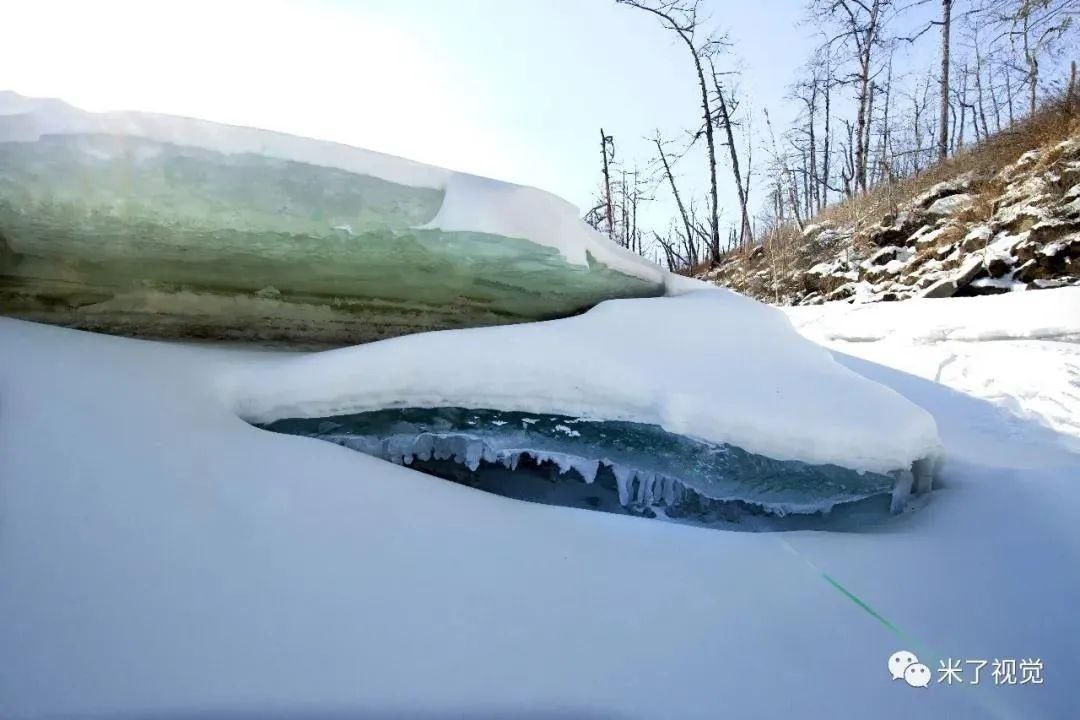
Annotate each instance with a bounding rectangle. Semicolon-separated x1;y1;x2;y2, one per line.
259;407;905;531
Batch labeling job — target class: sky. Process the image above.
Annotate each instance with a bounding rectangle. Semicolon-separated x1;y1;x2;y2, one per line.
0;0;1029;253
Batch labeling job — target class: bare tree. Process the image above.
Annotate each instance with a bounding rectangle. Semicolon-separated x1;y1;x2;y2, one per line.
814;0;893;193
653;134;698;256
708;58;754;245
939;0;953;160
978;0;1076;114
617;0;727;261
599;128;616;240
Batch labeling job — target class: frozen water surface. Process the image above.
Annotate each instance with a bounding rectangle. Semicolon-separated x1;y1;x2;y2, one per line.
261;407;909;530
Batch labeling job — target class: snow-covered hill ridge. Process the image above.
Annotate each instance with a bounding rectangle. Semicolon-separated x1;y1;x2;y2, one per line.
703;127;1080;305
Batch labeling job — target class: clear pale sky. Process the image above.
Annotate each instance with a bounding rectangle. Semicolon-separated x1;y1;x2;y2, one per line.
2;0;947;242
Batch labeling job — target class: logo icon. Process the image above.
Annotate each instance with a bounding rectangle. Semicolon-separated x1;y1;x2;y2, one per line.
889;650;919;681
904;662;932;688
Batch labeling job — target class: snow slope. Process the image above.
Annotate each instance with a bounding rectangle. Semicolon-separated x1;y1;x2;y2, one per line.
228;288;941;475
787;288;1080;450
1;290;1078;718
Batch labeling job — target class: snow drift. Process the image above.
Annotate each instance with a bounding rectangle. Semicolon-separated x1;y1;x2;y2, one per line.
228;288;943;487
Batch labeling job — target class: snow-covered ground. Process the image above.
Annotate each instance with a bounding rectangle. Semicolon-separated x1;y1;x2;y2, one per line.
787;289;1080;452
1;289;1079;719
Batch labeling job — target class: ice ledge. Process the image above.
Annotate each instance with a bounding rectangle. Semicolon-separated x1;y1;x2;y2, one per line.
0;90;666;285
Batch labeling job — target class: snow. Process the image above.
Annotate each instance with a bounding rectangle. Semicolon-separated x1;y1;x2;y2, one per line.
421;171;665;285
5;283;1080;719
786;288;1080;453
969;275;1023;292
2;289;1079;719
925;192;973;216
787;286;1080;344
227;288;941;476
0;90;664;285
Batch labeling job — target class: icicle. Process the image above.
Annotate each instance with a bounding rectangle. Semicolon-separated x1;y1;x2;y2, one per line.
413;434;434;462
661;476;676;506
574;458;600;484
890;469;914;513
464;441;483;472
613;465;633;506
635;471;657;506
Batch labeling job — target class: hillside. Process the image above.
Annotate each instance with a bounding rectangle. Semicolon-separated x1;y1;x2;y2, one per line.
701;97;1080;305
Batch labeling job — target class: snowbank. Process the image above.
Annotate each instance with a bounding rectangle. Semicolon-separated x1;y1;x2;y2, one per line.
786;287;1080;453
787;286;1080;344
228;289;941;476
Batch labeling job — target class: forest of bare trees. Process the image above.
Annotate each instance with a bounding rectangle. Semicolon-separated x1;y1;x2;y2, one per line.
585;0;1077;272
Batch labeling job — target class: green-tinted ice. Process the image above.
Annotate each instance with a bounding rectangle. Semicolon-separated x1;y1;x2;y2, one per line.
0;134;662;344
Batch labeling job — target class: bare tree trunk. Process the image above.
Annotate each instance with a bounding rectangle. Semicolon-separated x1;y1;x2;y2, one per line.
855;61;872;192
956;66;968;151
696;57;721;262
808;78;819;212
879;58;893;184
989;60;1003;132
938;0;952;161
1022;8;1037;114
862;80;876;188
854;0;882;194
711;60;753;245
822;69;831;210
654;137;696;255
1005;65;1015;126
620;171;629;248
974;42;989;141
765;109;804;230
600;128;614;240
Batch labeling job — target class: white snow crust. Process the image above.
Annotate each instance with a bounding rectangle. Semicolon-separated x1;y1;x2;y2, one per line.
228;288;942;475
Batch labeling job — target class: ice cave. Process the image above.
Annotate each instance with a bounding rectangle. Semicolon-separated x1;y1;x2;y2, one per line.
259;407;934;530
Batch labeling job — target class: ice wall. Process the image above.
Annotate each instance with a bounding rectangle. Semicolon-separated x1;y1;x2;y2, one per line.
0;92;665;344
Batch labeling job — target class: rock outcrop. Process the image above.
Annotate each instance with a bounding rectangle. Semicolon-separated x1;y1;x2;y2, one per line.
701;135;1080;305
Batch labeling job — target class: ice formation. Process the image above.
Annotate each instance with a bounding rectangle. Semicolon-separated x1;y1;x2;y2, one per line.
0;91;665;343
262;408;907;525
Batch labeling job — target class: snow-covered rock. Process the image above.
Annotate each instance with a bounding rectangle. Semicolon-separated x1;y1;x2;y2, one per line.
925;192;973;217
